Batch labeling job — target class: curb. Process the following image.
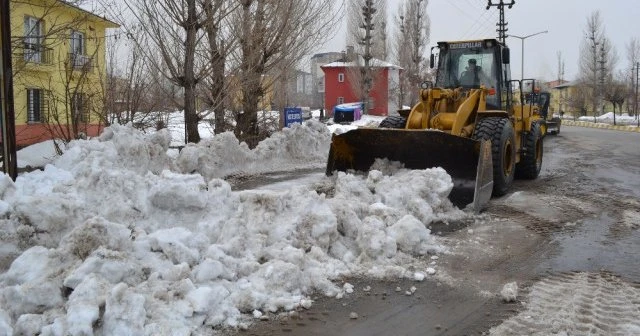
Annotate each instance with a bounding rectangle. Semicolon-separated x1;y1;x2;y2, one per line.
562;120;640;133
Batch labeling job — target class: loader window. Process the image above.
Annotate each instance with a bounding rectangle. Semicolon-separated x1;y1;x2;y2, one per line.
436;48;497;91
457;54;495;88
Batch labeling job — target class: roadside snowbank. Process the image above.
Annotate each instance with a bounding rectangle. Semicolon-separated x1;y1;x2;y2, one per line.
0;122;465;334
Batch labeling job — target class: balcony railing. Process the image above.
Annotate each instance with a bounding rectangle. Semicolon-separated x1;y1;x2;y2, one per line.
19;43;53;65
69;53;93;72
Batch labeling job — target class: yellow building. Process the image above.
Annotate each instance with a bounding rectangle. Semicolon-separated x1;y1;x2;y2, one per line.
550;81;615;117
226;74;274;112
5;0;118;146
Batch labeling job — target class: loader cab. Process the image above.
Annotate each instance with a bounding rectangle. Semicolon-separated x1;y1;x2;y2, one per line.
432;39;512;110
525;91;551;120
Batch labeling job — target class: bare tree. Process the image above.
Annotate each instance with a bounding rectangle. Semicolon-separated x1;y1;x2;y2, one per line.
231;0;340;146
347;0;388;57
40;33;105;151
372;0;388;61
394;0;430;106
346;0;387;113
626;38;640;116
200;0;237;134
603;73;627;125
105;30;153;126
598;37;618;93
564;82;590;118
578;11;605;119
122;0;225;143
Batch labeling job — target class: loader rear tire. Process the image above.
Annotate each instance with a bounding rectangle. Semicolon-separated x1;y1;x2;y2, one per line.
472;117;516;197
379;116;406;129
515;121;543;179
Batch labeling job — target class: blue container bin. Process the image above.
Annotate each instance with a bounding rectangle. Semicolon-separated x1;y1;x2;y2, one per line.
333;102;363;123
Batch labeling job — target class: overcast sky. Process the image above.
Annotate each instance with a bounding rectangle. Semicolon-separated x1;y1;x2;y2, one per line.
319;0;640;82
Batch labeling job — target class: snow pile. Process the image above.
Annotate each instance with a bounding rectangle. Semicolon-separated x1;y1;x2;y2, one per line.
577;112;639;126
15;140;62;169
326;114;386;134
175;120;331;180
0;123;465;334
500;282;518;303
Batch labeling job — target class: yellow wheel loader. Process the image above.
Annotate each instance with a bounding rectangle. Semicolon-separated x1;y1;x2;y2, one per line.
525;91;561;135
326;39;544;212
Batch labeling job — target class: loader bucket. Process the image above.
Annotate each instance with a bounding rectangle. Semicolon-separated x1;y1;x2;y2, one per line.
326;129;493;212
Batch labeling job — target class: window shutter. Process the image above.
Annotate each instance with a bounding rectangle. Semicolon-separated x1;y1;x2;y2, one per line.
41;90;50;123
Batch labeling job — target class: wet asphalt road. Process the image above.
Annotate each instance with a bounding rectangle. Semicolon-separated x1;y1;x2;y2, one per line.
231;125;640;336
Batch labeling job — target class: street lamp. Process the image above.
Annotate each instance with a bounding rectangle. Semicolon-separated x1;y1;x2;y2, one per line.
507;30;549;82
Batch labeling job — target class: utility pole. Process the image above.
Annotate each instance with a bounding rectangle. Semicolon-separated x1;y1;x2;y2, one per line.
1;0;18;180
486;0;515;44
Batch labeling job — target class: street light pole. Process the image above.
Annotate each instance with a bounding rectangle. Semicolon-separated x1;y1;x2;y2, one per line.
507;30;549;82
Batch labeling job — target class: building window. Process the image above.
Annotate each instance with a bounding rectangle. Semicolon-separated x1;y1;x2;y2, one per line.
318;78;325;93
368;98;374;109
27;89;46;123
338;73;344;83
72;93;90;123
337;97;344;105
296;75;304;93
70;30;90;69
24;16;43;63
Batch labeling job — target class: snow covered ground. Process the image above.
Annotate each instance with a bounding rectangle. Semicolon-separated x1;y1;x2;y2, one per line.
1;119;468;335
565;112;640;126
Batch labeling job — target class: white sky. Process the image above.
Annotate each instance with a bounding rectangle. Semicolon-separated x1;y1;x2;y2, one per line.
319;0;640;81
2;111;639;334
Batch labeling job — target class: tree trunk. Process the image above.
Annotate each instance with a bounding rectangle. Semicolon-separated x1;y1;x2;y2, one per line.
183;0;201;143
211;62;226;134
204;0;227;135
236;0;264;146
236;72;261;146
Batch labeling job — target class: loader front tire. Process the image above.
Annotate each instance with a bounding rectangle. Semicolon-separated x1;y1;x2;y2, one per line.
379;116;407;129
515;121;543;179
472;117;516;197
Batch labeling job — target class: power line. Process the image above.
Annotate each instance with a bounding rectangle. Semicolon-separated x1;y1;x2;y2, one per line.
462;9;495;40
447;0;495;40
447;0;481;23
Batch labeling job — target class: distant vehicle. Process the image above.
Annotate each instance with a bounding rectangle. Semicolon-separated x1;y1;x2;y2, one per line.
525;91;560;135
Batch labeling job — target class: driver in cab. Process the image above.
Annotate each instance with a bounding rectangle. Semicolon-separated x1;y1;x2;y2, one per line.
459;58;491;87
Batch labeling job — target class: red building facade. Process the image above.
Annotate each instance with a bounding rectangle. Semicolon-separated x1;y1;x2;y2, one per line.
321;59;401;117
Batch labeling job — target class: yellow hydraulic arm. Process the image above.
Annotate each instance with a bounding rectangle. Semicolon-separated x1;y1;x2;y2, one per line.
405;87;489;137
